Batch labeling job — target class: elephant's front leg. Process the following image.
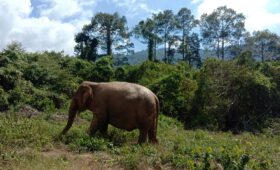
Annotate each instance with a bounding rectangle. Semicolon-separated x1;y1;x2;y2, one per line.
88;110;107;137
88;117;99;136
100;124;108;137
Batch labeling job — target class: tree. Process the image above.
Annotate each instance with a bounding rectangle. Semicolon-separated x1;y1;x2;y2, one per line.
200;6;246;60
245;30;280;62
176;7;198;61
189;33;201;67
134;18;159;61
166;35;178;63
178;33;201;67
74;31;98;61
76;12;133;58
155;10;177;63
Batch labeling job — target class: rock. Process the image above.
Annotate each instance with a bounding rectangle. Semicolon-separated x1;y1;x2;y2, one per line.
50;114;68;121
18;105;40;118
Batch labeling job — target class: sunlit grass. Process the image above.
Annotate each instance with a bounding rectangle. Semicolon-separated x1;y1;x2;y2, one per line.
0;112;279;169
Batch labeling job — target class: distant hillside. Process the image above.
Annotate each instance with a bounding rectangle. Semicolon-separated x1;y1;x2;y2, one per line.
126;48;214;65
126;48;182;64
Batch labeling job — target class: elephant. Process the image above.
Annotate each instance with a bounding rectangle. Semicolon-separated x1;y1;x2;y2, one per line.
61;81;159;144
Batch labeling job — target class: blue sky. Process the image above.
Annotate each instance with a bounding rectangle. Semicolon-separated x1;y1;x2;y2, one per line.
0;0;280;55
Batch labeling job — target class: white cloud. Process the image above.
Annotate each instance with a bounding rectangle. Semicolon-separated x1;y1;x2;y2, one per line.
109;0;159;18
192;0;280;34
39;0;82;20
0;0;96;55
38;0;96;20
9;17;76;54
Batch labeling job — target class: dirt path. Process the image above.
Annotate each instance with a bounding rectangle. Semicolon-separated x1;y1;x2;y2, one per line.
40;148;123;170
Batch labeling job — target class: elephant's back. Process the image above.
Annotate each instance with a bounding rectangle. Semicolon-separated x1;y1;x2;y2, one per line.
98;81;154;98
95;82;155;111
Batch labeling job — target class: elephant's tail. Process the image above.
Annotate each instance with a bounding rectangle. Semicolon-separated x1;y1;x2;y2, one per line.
154;95;160;141
60;99;78;135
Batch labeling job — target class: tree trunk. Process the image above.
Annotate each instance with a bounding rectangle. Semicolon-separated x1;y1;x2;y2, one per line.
182;29;185;61
148;38;154;61
154;39;157;61
216;40;220;59
106;28;112;56
261;42;264;62
221;38;225;60
164;33;167;62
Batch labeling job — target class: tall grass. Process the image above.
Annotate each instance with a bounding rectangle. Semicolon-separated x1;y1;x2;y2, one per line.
1;112;279;169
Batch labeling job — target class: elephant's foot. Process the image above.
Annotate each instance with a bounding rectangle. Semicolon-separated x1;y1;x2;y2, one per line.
138;129;148;144
87;128;97;137
100;124;108;137
148;138;158;144
148;127;158;144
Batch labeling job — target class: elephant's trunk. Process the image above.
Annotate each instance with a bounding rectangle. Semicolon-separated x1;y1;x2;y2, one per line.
60;99;78;135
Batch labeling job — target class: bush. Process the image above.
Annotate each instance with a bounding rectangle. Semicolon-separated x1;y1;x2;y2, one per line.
151;71;197;120
59;57;93;80
0;88;9;111
114;66;127;81
86;56;114;82
23;64;50;87
28;94;55;112
187;58;274;131
0;66;22;90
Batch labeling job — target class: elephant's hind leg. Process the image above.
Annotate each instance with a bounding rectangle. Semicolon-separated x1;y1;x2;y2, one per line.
148;127;158;144
138;128;148;144
148;116;158;144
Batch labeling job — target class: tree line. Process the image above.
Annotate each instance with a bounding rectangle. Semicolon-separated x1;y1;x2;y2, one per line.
1;43;280;133
75;6;280;65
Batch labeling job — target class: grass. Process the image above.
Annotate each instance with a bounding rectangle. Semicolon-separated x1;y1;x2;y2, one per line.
0;111;280;170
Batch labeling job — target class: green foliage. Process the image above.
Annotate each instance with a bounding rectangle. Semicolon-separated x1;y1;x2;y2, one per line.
151;70;197;119
234;51;255;67
74;32;98;61
0;66;22;90
0;88;9;111
59;57;93;80
1;42;280;133
23;63;51;86
28;91;55;112
0;49;78;111
87;56;114;82
0;115;57;149
188;58;274;131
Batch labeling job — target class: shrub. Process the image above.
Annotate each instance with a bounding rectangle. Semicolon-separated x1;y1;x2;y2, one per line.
187;58;274;131
0;88;9;111
151;71;197;120
87;56;114;82
0;66;22;90
23;64;51;87
59;57;93;80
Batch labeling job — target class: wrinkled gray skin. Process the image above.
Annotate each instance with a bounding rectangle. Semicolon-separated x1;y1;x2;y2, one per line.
61;81;159;144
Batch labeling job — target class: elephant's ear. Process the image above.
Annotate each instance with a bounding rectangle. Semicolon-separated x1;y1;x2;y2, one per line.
82;85;94;108
75;84;94;111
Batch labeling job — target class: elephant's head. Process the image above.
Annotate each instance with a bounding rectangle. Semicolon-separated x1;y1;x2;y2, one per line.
60;82;94;135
